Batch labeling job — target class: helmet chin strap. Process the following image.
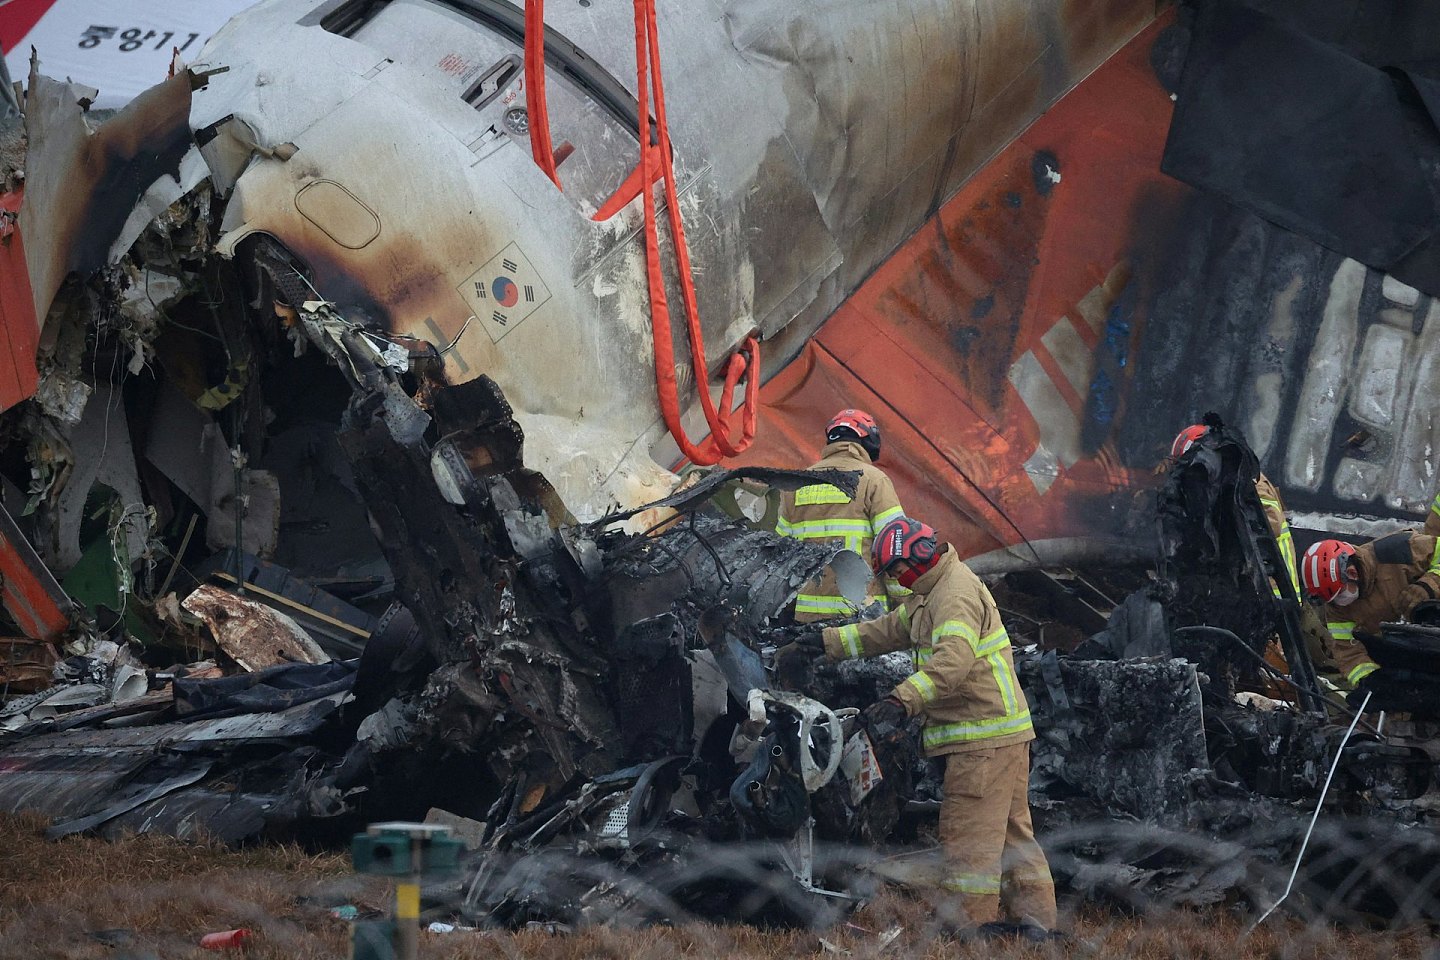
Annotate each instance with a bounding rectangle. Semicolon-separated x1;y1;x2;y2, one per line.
895;554;938;589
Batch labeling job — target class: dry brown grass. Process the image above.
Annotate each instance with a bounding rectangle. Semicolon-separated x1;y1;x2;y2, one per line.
0;812;1431;960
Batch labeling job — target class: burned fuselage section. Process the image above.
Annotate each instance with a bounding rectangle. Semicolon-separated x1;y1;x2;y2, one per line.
0;57;887;861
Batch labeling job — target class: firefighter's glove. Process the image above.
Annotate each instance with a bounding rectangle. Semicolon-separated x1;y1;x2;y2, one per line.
1399;582;1439;621
863;696;908;728
774;641;823;687
1410;599;1440;627
789;625;826;651
862;696;910;746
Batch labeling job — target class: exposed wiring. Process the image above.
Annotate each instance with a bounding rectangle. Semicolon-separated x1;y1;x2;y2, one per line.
366;315;475;357
1248;690;1372;932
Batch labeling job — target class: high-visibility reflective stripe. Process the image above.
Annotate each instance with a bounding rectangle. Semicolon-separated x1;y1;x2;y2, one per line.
988;652;1020;715
922;710;1033;748
897;604;911;628
913;644;934;666
1432;491;1440;517
974;627;1010;658
1430;537;1440;576
1276;527;1300;595
777;518;871;535
941;874;1002;895
932;619;980;645
774;517;870;554
795;595;853;615
836;623;862;658
1348;662;1379;685
1257;492;1300;596
906;671;938;702
872;505;904;535
793;483;852;506
794;594;883;614
1328;621;1356;640
885;578;913;600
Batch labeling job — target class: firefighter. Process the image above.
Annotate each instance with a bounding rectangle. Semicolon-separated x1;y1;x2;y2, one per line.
776;409;905;621
1299;531;1440;688
790;517;1056;934
1425;486;1440;538
1171;424;1300;597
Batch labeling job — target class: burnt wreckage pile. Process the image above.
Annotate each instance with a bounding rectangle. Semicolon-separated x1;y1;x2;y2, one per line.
3;74;1440;931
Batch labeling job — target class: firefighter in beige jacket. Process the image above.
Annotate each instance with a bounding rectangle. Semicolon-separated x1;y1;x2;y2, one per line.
820;517;1056;931
1302;531;1440;688
776;409;905;621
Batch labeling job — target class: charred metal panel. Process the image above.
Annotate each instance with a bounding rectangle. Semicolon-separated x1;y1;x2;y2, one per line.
159;0;1158;523
20;63;193;329
338;376;625;783
0;693;347;840
1021;657;1207;826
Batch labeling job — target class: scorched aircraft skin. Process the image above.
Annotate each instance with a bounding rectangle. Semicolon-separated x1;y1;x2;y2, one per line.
12;0;1158;530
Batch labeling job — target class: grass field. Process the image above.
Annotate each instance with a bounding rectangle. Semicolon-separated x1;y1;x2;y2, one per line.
0;813;1429;959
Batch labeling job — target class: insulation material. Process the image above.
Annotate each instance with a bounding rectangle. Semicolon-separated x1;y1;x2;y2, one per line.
181;584;329;673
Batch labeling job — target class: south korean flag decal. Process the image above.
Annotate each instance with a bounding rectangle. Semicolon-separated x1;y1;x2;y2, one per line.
458;242;552;343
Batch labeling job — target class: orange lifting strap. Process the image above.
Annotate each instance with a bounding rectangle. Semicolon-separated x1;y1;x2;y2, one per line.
522;0;760;465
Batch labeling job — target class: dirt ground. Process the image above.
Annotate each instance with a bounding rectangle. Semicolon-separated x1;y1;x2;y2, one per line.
0;813;1431;960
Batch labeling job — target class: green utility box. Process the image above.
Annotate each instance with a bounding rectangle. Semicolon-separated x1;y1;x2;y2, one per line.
351;823;463;876
351;833;413;876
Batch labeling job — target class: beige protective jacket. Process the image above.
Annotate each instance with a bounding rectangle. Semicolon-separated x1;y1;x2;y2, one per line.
821;546;1033;757
776;440;904;621
1255;473;1300;597
1320;531;1440;686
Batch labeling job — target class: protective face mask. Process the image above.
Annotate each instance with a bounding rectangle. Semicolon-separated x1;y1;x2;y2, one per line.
1333;582;1359;607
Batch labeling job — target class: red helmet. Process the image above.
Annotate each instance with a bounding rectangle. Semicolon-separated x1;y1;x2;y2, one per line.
1302;539;1357;603
1170;424;1209;460
827;409;881;461
872;517;938;575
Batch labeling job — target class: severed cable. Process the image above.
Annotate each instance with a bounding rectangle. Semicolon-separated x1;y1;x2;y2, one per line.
1248;689;1372;932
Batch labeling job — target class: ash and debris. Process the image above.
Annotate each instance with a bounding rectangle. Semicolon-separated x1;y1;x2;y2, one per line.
1;57;1440;937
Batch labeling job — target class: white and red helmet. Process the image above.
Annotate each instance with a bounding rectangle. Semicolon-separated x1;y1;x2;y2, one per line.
1170;424;1209;460
827;408;881;461
1302;539;1357;603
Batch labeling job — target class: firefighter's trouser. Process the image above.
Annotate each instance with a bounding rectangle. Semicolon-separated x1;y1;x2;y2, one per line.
939;741;1057;928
